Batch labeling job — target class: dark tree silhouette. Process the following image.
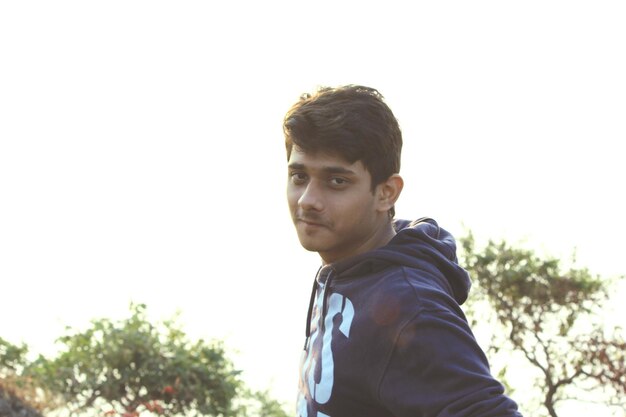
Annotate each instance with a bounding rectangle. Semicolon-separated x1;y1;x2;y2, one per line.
460;234;625;417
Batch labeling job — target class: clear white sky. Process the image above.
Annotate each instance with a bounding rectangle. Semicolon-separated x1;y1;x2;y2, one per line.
1;1;625;416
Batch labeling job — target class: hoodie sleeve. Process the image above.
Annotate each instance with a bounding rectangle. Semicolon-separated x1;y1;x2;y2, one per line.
377;306;523;417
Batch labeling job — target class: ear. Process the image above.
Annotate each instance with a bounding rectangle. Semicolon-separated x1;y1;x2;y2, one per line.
376;174;404;213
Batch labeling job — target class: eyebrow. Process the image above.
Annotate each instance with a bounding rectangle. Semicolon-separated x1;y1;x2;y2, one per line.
288;162;357;176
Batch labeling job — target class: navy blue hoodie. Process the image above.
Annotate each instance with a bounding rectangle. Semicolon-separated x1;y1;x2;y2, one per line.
297;218;522;417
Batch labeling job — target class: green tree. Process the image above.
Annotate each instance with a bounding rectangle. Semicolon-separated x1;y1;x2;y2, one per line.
22;303;288;417
1;337;59;416
231;389;290;417
460;234;626;417
0;337;29;373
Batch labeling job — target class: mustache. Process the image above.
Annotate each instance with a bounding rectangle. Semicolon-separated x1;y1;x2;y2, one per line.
295;212;329;227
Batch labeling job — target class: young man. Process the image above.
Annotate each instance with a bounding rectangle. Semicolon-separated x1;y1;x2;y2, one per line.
284;85;523;417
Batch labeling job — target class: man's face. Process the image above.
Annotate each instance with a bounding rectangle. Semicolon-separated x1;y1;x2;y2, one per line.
287;146;385;264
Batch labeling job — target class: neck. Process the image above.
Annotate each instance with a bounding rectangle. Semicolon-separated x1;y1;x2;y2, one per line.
320;219;397;265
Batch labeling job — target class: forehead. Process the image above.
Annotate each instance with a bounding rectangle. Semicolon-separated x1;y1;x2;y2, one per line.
288;146;367;174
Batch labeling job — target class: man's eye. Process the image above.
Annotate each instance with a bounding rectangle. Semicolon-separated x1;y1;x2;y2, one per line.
330;177;348;186
290;173;307;184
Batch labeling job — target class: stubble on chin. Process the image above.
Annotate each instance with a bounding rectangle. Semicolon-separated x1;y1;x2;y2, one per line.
295;223;332;252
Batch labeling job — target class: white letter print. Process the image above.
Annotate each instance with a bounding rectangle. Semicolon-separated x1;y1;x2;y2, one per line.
313;293;354;403
298;291;354;416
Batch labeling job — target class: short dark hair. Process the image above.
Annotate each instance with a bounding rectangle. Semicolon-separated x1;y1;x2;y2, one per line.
283;85;403;191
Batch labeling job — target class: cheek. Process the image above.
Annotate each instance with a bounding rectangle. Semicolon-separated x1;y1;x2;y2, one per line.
335;193;376;224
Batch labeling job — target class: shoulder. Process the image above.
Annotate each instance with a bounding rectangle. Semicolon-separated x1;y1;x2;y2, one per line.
334;265;463;330
372;265;463;313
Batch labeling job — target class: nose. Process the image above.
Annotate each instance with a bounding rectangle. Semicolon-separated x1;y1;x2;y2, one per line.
298;181;324;212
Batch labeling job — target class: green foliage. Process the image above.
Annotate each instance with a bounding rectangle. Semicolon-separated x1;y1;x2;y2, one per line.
251;391;290;417
0;337;29;375
25;303;243;416
232;389;290;417
460;233;626;417
1;338;59;416
1;304;290;417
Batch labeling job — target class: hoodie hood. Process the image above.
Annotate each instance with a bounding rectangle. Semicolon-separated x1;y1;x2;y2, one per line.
303;217;472;342
331;217;471;304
